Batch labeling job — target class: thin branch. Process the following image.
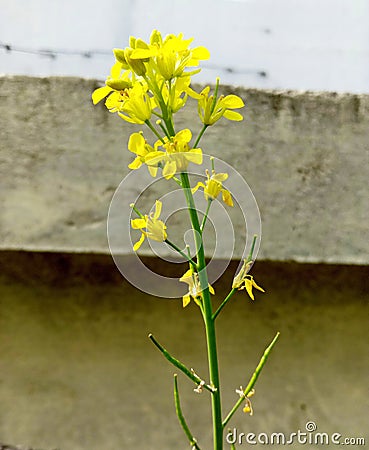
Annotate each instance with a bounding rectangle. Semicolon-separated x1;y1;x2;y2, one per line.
149;334;216;394
145;119;165;144
193;124;208;148
174;375;202;450
222;332;280;428
200;199;212;232
165;239;197;269
212;288;237;321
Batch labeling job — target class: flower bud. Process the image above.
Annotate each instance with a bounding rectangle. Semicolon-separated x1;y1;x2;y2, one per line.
124;48;147;76
113;48;128;66
106;79;132;90
150;29;162;46
156;52;176;80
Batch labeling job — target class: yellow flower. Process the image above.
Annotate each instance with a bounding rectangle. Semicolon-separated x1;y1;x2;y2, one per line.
232;260;265;300
127;132;158;177
129;30;210;81
236;387;255;415
115;82;156;124
146;129;202;179
114;47;147;77
91;61;132;105
161;75;200;114
180;267;215;307
131;200;167;251
92;61;155;124
198;83;244;125
192;169;233;206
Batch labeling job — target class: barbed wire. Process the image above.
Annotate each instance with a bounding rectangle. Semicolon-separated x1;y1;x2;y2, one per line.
0;41;267;77
0;41;111;59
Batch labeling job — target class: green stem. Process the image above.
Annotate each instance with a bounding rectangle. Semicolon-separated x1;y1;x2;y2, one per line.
130;204;144;219
180;171;223;450
149;334;216;394
174;375;202;450
200;199;212;233
156;118;171;139
180;173;203;260
222;332;280;429
165;239;197;268
165;115;175;137
212;288;237;321
171;176;182;187
152;110;164;120
145;119;165;144
247;234;258;261
210;78;221;115
144;73;174;137
194;124;209;148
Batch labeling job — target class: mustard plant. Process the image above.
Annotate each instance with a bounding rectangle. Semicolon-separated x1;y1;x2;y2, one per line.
92;29;279;450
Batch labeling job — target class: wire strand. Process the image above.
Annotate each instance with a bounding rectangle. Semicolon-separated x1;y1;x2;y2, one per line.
0;41;267;77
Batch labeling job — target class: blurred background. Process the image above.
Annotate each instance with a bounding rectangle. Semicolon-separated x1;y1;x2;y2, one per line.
1;0;369;92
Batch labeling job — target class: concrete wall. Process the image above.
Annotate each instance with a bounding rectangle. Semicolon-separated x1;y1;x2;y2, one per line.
0;76;367;450
0;252;368;450
1;75;368;264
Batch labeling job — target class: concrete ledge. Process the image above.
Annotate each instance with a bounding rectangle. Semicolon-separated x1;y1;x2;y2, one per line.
1;250;368;289
0;76;368;264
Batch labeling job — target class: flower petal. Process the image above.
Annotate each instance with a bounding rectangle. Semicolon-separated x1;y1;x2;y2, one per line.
130;48;156;59
92;86;112;105
133;232;145;251
191;181;205;194
185;148;203;165
162;160;177;179
212;173;228;182
128;132;145;155
118;112;143;124
244;278;255;300
153;200;162;220
180;269;193;284
252;278;265;293
145;151;165;166
221;189;234;207
223;110;243;121
221;94;244;109
110;61;123;78
148;165;158;177
128;157;142;170
176;129;192;143
182;294;191;308
131;218;146;229
191;46;210;61
186;86;202;99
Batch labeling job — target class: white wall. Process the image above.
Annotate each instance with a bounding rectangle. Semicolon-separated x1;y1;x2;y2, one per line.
1;0;369;92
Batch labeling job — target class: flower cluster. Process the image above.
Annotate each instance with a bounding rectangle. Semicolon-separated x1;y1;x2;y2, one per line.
92;30;244;182
92;29;259;306
92;30;211;123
